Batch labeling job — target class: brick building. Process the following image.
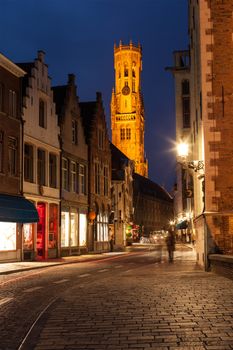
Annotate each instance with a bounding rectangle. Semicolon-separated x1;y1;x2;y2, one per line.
169;0;233;269
80;93;111;252
0;53;38;262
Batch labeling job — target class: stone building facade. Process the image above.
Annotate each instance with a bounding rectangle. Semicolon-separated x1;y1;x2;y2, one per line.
111;41;148;177
110;143;134;248
80;93;111;252
53;74;88;256
19;51;60;260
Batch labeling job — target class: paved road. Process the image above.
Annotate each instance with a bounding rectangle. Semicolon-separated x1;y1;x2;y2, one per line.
0;245;233;350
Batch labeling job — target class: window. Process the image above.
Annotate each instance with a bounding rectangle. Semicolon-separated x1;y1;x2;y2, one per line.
182;80;190;95
72;119;78;144
0;131;3;173
104;166;108;196
24;144;34;182
120;128;125;140
62;158;69;191
0;83;4;112
98;129;104;149
182;97;190;128
126;128;131;140
132;80;135;92
70;161;77;192
9;90;17;117
38;149;46;185
182;80;190;128
39;99;46;128
95;162;100;195
124;66;128;77
8;137;17;176
49;153;57;188
79;164;86;195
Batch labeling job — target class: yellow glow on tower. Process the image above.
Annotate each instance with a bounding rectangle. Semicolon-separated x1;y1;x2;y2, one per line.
111;40;148;177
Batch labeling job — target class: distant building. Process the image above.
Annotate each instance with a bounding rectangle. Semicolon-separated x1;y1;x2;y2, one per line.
0;53;38;262
53;74;88;256
133;173;173;237
111;41;148;177
19;51;60;260
110;143;134;248
80;93;111;252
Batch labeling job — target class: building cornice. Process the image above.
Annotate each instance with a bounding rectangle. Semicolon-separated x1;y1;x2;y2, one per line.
0;53;26;77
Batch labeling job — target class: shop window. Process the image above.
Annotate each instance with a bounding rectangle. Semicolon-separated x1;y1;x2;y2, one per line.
49;153;57;188
24;143;34;182
37;202;46;257
23;223;34;250
39;99;46;128
0;222;16;251
96;211;108;242
72;119;78;144
9;89;17;117
79;213;87;246
49;204;58;249
38;148;46;185
70;212;78;247
61;211;69;247
8;136;17;176
0;131;3;173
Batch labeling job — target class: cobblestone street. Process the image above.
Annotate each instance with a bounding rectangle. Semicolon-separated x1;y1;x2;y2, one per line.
11;247;233;350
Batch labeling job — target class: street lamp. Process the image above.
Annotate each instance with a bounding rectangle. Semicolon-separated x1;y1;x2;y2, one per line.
177;141;204;172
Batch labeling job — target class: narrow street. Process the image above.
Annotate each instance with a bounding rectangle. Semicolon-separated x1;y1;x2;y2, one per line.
0;245;233;350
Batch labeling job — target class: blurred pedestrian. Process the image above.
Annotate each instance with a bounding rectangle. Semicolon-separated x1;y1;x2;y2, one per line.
166;228;175;262
109;233;114;252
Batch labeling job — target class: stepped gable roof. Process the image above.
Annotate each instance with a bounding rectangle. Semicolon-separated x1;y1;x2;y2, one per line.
52;85;66;116
79;101;97;142
133;173;173;202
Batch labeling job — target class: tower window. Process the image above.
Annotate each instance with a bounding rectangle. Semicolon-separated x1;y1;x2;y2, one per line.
132;69;135;78
124;64;128;77
132;81;135;92
120;128;125;140
126;128;131;140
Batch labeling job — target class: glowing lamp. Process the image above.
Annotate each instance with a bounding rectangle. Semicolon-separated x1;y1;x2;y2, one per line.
177;142;189;158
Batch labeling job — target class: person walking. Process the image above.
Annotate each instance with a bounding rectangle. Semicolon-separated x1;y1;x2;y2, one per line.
166;228;175;262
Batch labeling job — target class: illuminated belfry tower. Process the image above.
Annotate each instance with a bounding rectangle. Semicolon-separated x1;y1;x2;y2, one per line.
111;40;148;177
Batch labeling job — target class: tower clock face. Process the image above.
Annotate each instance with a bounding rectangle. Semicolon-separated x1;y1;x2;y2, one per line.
122;85;130;95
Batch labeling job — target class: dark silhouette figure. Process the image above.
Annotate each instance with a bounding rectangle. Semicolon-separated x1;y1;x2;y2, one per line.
109;234;114;252
166;229;175;262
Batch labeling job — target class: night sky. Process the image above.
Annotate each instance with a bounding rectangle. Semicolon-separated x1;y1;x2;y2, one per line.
0;0;188;191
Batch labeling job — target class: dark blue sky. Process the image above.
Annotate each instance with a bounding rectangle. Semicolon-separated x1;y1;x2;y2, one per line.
1;0;188;191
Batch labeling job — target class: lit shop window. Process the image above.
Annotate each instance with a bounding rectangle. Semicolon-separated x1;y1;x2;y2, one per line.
79;213;87;246
23;224;33;250
0;222;16;251
61;211;69;247
70;212;78;247
49;204;58;249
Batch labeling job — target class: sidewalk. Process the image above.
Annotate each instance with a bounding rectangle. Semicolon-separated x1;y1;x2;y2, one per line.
0;251;127;275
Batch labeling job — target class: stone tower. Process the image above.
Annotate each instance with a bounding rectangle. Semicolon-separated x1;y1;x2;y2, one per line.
111;40;148;177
